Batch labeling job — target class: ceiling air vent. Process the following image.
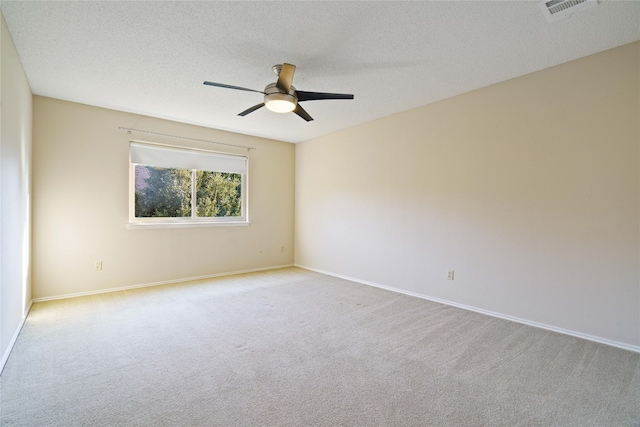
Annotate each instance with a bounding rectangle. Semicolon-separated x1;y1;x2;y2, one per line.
539;0;598;22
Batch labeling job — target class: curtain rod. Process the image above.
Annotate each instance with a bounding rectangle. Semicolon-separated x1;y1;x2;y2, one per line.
118;127;256;151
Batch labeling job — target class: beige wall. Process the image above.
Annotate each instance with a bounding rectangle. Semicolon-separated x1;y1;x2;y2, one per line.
296;42;640;349
1;12;32;368
32;97;294;299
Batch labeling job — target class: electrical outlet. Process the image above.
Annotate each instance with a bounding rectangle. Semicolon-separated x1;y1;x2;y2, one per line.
94;261;103;271
447;270;454;280
280;246;285;253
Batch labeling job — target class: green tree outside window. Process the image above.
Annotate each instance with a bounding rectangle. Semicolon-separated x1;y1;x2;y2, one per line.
135;166;241;218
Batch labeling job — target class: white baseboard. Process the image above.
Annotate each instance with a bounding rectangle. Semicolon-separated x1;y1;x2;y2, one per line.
1;300;33;375
33;264;295;303
296;264;640;354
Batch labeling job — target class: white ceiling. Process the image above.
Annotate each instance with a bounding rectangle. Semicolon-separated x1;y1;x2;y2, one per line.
1;1;639;143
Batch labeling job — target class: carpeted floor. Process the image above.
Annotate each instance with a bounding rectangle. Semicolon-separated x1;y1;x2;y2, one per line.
1;267;639;426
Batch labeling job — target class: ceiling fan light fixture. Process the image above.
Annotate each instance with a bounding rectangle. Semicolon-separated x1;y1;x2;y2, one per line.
264;93;297;113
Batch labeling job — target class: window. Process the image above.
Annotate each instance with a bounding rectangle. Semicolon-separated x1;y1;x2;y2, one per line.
129;142;248;226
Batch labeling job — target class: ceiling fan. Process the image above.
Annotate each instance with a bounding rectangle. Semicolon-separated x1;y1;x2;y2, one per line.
203;63;354;122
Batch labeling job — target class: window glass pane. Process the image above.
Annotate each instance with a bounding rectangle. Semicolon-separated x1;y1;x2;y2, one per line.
135;165;192;217
196;171;242;217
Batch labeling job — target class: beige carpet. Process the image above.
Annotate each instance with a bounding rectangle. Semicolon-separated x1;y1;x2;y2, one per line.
1;267;639;426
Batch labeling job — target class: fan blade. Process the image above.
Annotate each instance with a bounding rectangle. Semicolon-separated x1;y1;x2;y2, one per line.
276;63;296;93
293;104;313;122
297;91;354;102
238;103;265;116
204;81;265;94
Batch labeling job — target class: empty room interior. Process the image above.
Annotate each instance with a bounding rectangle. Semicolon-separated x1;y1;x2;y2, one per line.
1;1;639;426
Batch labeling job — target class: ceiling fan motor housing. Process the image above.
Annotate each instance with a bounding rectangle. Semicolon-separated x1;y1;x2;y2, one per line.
264;83;297;113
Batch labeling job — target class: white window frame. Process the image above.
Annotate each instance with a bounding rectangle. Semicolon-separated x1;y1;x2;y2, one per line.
127;140;249;228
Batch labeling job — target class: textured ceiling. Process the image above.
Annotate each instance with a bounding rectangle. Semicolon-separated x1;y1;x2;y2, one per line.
1;1;639;143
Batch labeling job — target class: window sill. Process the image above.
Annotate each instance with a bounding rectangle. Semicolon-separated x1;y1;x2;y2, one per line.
126;221;250;229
